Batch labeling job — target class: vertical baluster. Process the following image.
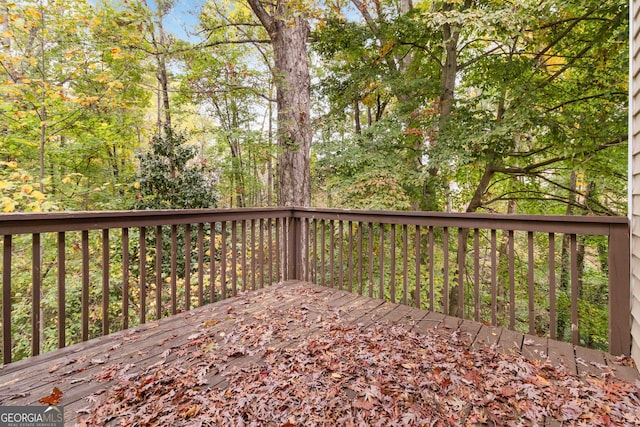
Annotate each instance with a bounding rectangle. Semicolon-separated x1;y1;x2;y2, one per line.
358;223;363;295
390;224;396;303
313;219;318;284
348;221;353;293
122;228;129;331
428;226;435;311
102;229;110;334
241;220;247;291
308;218;315;282
3;235;12;364
275;218;280;282
491;229;497;326
549;233;557;339
508;230;515;330
570;234;579;345
402;224;408;306
474;229;480;322
443;227;449;315
528;231;535;335
368;223;373;298
155;226;163;320
82;230;89;341
185;225;191;311
338;221;344;290
197;224;204;306
321;220;326;286
58;232;66;347
268;218;273;285
379;224;384;299
415;225;421;309
330;220;335;287
260;219;265;288
232;221;238;295
221;221;227;300
251;219;256;290
170;225;177;315
32;233;41;356
139;227;146;324
210;222;216;302
457;229;465;318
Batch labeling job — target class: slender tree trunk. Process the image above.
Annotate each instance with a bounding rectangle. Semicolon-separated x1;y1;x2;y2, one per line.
267;83;274;206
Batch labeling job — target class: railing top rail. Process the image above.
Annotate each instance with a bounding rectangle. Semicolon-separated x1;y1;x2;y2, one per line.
0;207;294;235
0;206;628;236
293;207;628;235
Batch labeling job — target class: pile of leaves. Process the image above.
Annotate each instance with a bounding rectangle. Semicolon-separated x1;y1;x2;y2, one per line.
79;299;640;426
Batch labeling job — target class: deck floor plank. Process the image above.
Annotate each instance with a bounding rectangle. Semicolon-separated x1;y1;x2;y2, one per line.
495;328;524;356
0;280;636;426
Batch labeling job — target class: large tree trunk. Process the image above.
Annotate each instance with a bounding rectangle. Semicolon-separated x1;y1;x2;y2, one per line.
247;1;312;207
272;19;311;206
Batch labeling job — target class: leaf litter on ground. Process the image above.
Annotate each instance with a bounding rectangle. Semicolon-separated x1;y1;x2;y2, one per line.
79;289;640;426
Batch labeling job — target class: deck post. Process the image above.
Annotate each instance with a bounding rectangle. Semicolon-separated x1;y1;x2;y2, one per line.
287;211;300;280
608;222;631;355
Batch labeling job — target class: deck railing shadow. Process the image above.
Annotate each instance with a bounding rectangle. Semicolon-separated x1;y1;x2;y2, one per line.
0;208;630;364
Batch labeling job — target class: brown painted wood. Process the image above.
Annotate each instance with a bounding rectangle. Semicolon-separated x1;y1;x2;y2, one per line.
472;324;503;350
473;228;479;322
443;227;449;315
495;328;523;356
57;232;66;348
521;334;548;365
184;225;191;311
390;223;396;303
490;229;497;326
402;224;408;306
2;280;636;426
197;224;204;306
575;345;607;377
139;227;146;324
428;226;434;311
81;230;89;341
122;228;129;331
508;230;515;330
31;233;41;356
527;231;535;335
548;338;577;374
170;225;177;315
3;235;12;364
155;225;162;320
415;225;421;309
210;222;217;301
570;234;579;345
549;232;556;340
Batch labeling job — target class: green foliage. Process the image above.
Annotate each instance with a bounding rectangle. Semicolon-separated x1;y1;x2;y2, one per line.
135;126;217;210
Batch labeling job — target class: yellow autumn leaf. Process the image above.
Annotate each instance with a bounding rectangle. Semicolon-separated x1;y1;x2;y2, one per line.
61;176;71;184
21;184;33;194
2;199;15;212
31;190;45;201
134;182;140;189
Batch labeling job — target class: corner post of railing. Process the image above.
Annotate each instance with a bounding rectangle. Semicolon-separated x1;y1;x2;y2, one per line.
608;221;631;356
287;208;301;280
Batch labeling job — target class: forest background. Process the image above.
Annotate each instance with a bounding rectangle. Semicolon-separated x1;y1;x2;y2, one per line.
0;0;628;215
0;0;629;359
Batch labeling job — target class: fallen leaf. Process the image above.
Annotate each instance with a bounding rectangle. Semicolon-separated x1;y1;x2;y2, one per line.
39;387;63;405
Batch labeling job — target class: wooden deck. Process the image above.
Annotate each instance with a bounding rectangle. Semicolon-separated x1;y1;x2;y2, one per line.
0;280;637;425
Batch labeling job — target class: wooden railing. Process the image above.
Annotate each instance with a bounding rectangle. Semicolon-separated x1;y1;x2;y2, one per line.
0;208;630;364
292;209;630;356
0;209;296;364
